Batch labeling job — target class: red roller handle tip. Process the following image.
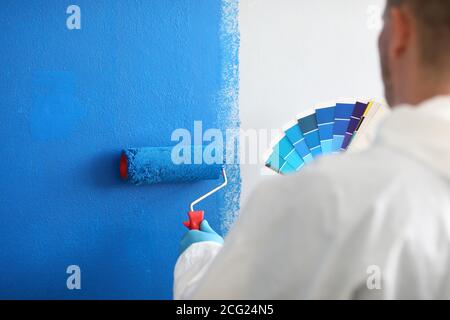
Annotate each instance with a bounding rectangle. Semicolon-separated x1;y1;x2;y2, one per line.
120;153;128;180
183;210;204;230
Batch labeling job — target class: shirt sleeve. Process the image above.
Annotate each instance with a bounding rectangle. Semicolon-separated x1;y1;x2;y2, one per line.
188;170;340;299
173;241;223;299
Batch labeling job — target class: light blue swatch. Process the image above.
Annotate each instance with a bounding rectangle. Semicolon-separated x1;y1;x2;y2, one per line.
284;123;314;164
265;150;299;174
274;136;305;170
265;152;284;172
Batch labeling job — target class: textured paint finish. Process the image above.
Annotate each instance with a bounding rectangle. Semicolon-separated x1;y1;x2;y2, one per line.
122;146;222;185
0;0;240;299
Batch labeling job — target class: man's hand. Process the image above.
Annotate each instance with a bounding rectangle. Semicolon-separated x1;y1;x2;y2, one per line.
179;220;224;254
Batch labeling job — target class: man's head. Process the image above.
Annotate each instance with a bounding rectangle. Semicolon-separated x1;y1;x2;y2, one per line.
379;0;450;107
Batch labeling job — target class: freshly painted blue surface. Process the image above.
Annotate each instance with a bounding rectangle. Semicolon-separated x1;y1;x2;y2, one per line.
0;0;239;299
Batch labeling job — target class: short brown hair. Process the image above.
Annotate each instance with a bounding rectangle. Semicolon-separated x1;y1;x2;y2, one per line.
387;0;450;70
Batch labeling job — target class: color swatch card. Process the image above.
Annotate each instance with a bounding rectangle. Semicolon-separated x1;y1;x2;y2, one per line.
297;111;322;158
341;101;368;150
266;135;305;174
276;136;305;170
315;105;335;154
265;98;387;175
283;121;314;164
332;102;356;152
347;101;389;152
266;151;289;173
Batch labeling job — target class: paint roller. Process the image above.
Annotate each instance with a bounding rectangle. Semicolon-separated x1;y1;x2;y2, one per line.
120;146;227;230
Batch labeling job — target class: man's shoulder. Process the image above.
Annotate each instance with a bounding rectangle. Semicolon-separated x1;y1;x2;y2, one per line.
301;145;420;188
251;143;443;222
255;146;401;202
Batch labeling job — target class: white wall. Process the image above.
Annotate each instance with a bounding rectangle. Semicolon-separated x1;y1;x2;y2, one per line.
239;0;387;203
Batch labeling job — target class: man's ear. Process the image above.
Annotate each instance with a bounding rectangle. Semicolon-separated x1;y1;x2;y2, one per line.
389;6;412;60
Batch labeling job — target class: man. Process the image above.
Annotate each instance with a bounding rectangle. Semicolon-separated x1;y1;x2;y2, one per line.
174;0;450;299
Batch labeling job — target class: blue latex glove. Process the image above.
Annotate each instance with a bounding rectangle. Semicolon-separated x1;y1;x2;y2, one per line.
179;220;224;254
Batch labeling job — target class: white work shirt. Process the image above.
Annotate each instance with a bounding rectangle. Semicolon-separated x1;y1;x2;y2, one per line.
174;96;450;299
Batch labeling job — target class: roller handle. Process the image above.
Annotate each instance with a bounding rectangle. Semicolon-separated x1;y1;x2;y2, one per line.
183;210;204;230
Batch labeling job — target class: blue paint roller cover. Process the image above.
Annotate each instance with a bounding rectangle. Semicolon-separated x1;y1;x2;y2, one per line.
122;146;223;185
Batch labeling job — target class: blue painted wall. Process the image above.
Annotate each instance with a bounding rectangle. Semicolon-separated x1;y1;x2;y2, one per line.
0;0;239;299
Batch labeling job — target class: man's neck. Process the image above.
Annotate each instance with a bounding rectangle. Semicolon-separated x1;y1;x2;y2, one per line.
413;82;450;106
397;72;450;107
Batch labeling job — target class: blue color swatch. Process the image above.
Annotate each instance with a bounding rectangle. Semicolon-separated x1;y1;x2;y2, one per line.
265;149;299;174
298;113;322;158
341;102;368;150
315;106;335;154
264;99;381;175
273;136;305;171
332;103;356;152
284;123;314;164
